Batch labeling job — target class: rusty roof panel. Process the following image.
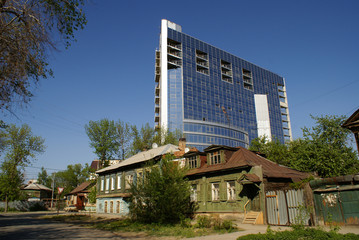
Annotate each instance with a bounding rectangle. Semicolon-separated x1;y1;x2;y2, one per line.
187;146;307;180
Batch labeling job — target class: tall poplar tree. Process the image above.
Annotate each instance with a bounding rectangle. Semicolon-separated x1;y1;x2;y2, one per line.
0;124;45;211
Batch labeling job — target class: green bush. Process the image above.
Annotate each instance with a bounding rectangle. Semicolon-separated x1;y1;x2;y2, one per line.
29;201;47;211
129;155;197;224
180;218;192;228
195;215;212;228
237;227;359;240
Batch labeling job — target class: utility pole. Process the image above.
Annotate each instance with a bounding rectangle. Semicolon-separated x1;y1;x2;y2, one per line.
50;172;56;209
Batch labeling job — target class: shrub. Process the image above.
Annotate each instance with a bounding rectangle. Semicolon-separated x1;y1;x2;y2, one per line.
237;227;359;240
180;218;192;228
195;215;212;228
29;201;47;211
129;154;197;224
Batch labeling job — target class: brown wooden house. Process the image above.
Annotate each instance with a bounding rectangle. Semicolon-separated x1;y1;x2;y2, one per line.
66;181;94;210
185;145;310;225
342;108;359;154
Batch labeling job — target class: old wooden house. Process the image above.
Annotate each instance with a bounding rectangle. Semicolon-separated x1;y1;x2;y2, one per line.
66;181;95;211
185;145;310;225
95;144;183;215
96;140;310;225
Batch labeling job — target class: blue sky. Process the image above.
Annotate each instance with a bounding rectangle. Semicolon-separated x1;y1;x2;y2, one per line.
3;0;358;180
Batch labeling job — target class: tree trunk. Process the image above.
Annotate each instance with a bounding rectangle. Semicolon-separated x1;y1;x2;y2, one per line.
5;195;8;212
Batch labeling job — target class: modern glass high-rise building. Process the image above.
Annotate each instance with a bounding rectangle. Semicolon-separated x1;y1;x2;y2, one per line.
154;19;292;150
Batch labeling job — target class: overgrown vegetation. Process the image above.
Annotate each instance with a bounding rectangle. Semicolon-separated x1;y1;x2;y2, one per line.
85;119;182;168
250;115;359;178
47;214;238;238
237;226;359;240
0;0;87;112
129;154;196;224
0;124;45;212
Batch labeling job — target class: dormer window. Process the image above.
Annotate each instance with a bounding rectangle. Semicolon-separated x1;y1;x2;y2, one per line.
188;155;199;169
209;151;221;165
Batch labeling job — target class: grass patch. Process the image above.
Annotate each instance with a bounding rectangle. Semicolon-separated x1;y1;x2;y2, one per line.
237;226;359;240
45;214;239;238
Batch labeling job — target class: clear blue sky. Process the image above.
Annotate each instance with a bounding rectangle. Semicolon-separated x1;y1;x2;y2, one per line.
3;0;359;180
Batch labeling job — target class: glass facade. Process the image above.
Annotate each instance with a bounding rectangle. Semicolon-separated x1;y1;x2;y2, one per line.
156;20;291;150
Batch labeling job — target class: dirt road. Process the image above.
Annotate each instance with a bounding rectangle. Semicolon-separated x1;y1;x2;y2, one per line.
0;212;164;240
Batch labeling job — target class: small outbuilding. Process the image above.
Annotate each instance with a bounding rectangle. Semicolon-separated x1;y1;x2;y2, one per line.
66;181;95;211
310;174;359;226
22;182;52;201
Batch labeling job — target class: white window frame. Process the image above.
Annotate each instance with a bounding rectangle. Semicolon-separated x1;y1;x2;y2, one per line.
116;200;120;214
209;151;221;165
100;178;104;191
188;155;198;169
227;181;236;201
117;174;122;189
190;184;197;202
111;176;115;190
105;178;110;192
212;182;220;201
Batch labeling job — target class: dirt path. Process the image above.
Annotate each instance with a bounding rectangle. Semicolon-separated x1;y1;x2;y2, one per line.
0;212;173;240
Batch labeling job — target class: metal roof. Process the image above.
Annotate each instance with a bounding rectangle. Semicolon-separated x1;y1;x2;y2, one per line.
67;181;93;195
23;183;51;191
96;144;179;174
187;146;308;180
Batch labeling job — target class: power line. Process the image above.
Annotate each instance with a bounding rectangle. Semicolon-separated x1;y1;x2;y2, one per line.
25;166;64;171
292;79;359;107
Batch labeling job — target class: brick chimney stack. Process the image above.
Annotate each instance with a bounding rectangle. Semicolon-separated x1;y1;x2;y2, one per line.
178;138;186;151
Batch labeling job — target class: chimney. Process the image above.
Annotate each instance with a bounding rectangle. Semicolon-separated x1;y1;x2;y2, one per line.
178;138;186;151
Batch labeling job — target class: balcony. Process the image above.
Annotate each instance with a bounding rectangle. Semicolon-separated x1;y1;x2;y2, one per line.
196;59;208;68
168;58;182;69
167;49;181;58
196;50;208;60
221;69;232;77
155;85;160;97
242;69;252;78
168;39;182;50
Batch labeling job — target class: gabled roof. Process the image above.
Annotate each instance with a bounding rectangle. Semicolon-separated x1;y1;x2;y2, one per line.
90;160;101;171
23;183;51;191
342;108;359;130
67;181;93;195
96;144;179;174
187;146;307;180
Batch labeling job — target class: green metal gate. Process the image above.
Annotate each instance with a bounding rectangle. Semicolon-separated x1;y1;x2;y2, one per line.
313;188;359;225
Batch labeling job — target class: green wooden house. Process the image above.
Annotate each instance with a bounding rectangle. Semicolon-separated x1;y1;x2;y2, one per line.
185;145;309;225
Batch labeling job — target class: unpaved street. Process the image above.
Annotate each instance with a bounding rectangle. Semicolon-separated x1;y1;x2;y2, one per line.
0;212;165;240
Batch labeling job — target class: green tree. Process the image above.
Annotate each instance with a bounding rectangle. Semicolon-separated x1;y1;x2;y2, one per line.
293;115;359;177
129;154;196;224
152;127;182;146
116;119;132;160
37;167;52;188
0;124;45;211
249;115;359;178
249;136;291;166
0;0;87;111
88;185;97;204
85;119;119;167
130;123;155;155
130;124;182;155
54;163;90;195
0;160;24;208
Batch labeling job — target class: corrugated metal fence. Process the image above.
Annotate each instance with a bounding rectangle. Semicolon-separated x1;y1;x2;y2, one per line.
266;189;309;225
